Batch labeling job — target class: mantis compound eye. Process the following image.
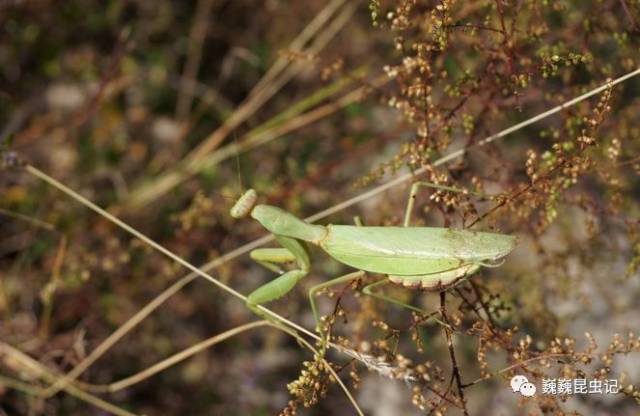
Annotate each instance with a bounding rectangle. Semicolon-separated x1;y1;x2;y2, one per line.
230;189;258;218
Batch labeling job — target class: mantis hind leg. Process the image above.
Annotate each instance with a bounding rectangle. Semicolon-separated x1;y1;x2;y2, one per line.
308;271;365;335
363;280;423;314
404;181;489;226
362;279;450;329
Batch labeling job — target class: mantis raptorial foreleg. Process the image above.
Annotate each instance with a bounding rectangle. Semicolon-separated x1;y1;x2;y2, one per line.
250;253;365;343
246;270;306;311
250;248;297;273
245;235;310;317
247;235;363;340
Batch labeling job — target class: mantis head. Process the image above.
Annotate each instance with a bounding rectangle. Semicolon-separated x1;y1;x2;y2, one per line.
230;189;258;218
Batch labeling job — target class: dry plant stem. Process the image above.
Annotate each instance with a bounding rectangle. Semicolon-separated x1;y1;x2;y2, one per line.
186;0;351;162
0;208;56;231
38;235;67;340
0;343;139;416
27;68;640;397
440;292;469;416
0;209;62;321
0;374;41;395
56;319;364;415
225;79;378;156
178;0;357;178
467;281;499;328
94;321;270;393
250;0;346;96
619;0;639;30
175;0;216;121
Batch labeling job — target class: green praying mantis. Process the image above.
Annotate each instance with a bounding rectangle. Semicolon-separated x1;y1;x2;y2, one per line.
230;182;517;338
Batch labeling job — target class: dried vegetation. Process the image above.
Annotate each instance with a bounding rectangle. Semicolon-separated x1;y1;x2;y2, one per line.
1;1;640;415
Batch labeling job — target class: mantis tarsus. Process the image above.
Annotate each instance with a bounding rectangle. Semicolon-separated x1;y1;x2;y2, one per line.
230;182;517;339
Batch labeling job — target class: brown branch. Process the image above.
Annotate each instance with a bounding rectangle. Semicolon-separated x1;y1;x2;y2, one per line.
620;0;639;31
440;291;470;416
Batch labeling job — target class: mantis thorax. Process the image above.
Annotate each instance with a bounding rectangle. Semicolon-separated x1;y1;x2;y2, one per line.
251;205;326;243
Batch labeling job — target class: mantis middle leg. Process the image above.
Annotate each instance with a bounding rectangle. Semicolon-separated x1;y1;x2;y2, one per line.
362;279;451;329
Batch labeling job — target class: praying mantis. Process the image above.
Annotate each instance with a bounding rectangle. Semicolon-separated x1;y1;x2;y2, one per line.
230;182;517;337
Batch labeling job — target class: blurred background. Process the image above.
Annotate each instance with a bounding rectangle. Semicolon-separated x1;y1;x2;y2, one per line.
1;1;640;415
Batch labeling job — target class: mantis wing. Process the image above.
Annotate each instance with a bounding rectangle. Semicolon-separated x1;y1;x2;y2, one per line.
320;226;516;275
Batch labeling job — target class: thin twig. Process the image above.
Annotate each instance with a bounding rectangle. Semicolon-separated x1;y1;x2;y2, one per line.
38;235;67;339
175;0;216;121
461;352;580;388
0;207;56;231
468;280;499;329
440;292;469;416
77;321;270;392
620;0;639;31
251;0;348;96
